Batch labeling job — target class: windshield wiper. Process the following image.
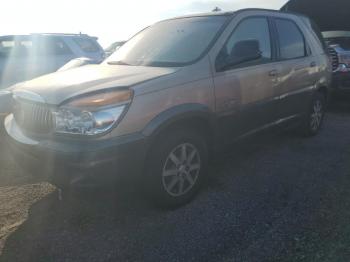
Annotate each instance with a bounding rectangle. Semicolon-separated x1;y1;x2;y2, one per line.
107;61;132;66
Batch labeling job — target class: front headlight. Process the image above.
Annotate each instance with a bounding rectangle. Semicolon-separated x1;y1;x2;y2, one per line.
339;54;350;67
53;89;132;135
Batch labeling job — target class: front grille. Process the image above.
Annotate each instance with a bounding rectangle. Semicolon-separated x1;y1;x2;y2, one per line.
13;100;54;133
328;47;339;72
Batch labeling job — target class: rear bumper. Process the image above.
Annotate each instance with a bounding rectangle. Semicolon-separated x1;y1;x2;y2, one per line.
5;115;148;188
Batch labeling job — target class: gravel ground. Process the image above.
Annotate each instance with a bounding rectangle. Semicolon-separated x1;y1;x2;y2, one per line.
0;102;350;262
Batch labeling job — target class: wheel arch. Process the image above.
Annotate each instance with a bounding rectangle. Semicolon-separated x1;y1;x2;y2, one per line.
142;103;217;153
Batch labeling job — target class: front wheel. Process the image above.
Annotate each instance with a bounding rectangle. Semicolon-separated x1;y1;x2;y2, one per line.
300;92;326;136
146;128;208;208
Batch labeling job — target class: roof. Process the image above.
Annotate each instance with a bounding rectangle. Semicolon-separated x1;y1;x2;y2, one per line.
166;8;302;22
0;33;96;39
168;11;235;20
31;33;95;38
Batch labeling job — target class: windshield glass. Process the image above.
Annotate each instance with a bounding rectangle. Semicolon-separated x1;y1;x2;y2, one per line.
105;16;229;67
325;37;350;50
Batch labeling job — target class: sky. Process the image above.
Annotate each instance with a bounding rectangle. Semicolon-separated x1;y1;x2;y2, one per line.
1;0;288;48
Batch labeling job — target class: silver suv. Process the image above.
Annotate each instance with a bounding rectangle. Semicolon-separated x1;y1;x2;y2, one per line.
324;31;350;94
0;33;104;89
5;9;331;207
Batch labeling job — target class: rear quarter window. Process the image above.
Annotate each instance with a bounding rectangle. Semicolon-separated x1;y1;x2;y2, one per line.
74;38;101;53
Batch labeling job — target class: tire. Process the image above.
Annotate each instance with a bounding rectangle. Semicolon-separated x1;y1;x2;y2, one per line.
146;128;208;208
299;92;326;136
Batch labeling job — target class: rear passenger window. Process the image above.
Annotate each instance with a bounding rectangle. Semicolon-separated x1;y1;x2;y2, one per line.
74;38;100;52
275;19;306;60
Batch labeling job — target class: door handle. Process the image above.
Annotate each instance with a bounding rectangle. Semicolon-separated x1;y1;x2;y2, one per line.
268;70;278;77
310;61;317;67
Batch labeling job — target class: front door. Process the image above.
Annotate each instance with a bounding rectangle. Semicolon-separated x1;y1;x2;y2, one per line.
211;16;280;144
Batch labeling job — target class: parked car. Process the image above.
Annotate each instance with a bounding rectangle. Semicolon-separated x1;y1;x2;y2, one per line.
323;31;350;94
4;9;331;207
104;41;126;57
281;0;350;95
0;33;105;89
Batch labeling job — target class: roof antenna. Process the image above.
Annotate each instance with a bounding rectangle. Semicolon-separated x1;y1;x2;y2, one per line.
212;7;221;12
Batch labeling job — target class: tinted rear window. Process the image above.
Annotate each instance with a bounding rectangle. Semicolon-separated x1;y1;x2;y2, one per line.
74;38;100;52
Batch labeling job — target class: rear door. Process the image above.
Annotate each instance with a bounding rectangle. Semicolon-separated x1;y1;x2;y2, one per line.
211;16;281;143
272;17;319;119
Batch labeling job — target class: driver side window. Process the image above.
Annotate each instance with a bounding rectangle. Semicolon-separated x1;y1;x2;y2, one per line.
216;17;272;71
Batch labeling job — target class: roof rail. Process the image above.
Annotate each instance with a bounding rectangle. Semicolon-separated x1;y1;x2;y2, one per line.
168;8;308;21
30;33;91;37
235;8;308;17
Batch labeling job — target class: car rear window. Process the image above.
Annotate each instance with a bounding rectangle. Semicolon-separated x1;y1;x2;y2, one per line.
74;38;100;52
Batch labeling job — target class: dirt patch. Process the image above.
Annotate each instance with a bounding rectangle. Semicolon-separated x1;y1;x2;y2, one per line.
0;136;55;255
0;184;54;253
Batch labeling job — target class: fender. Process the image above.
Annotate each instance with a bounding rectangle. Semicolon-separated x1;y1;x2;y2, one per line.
142;103;217;138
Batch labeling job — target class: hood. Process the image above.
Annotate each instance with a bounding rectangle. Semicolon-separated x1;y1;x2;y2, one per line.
281;0;350;32
13;64;179;105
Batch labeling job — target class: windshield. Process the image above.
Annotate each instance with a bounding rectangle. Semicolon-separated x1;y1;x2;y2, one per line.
105;16;229;67
325;37;350;50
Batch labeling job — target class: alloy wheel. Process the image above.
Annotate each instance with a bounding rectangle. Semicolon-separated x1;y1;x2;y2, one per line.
310;99;323;132
162;143;201;197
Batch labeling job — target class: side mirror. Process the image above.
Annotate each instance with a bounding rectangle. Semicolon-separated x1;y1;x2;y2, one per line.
218;39;262;71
